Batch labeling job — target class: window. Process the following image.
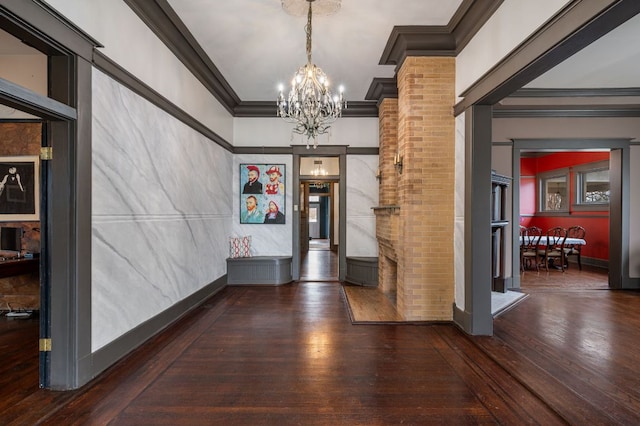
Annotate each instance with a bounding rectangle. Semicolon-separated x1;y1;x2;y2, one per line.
309;206;318;223
539;172;568;212
575;161;610;208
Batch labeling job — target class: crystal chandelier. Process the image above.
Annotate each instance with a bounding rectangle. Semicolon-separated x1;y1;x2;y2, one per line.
277;0;346;149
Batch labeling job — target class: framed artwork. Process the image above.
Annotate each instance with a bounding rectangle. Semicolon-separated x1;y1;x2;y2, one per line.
0;155;40;221
240;163;285;224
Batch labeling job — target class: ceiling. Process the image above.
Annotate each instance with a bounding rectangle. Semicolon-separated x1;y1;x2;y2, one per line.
2;0;640;108
164;0;465;102
160;0;640;106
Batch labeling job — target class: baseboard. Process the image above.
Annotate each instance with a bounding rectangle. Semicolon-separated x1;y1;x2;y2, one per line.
572;256;608;270
90;276;226;381
452;303;472;334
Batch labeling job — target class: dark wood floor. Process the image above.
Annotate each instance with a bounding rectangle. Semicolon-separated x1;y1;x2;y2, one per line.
299;248;338;281
3;264;640;424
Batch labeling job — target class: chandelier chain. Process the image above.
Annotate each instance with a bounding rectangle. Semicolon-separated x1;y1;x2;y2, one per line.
306;1;312;64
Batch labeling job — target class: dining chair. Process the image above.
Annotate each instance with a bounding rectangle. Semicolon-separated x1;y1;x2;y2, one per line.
564;225;586;270
521;226;542;272
538;226;567;272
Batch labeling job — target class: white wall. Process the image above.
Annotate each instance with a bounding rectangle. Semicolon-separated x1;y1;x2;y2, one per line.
91;69;232;351
234;117;379;148
453;1;570;308
493;117;640;141
0;54;47;95
346;155;378;257
232;154;293;256
456;0;570;97
45;0;233;142
0;54;47;119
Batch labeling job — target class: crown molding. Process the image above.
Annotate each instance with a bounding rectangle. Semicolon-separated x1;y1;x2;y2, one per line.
125;0;503;113
365;78;398;104
510;87;640;97
493;104;640;118
124;0;241;115
378;0;503;66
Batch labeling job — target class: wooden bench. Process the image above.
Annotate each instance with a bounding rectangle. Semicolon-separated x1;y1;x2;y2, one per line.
226;256;293;285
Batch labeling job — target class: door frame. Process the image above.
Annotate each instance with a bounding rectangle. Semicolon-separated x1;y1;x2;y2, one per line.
292;146;347;281
0;2;98;389
510;139;631;290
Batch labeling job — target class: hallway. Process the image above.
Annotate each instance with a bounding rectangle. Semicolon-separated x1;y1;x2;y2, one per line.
299;248;338;282
2;264;639;424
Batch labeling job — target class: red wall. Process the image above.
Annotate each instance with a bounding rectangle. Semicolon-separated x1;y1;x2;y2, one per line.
520;152;610;261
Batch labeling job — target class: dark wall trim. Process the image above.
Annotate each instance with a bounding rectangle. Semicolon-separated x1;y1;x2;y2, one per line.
455;0;640;115
0;118;42;123
463;105;493;335
234;100;378;118
93;51;234;153
0;77;76;120
493;104;640;118
123;0;499;114
365;78;398;104
378;0;503;66
0;1;101;60
1;0;98;391
123;0;240;115
91;277;227;378
449;0;504;54
511;87;640;97
346;147;379;155
452;303;472;333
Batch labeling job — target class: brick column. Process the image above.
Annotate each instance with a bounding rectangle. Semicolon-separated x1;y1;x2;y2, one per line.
396;57;455;321
376;98;399;293
378;98;398;206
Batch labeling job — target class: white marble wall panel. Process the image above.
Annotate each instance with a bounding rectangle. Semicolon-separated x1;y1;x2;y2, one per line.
454;114;466;308
346;156;379;257
232;154;293;256
92;69;232;351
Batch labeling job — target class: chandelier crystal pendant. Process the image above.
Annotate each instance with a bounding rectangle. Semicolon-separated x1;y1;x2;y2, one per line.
277;0;346;149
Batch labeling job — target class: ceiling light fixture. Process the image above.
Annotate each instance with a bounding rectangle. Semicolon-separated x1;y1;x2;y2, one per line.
277;0;346;149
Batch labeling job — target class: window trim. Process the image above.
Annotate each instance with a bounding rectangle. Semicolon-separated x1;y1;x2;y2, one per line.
572;160;610;211
537;168;570;214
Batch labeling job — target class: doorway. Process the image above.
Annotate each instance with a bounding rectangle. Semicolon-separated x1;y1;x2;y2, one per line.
299;180;338;280
0;14;92;389
295;152;344;282
511;141;628;290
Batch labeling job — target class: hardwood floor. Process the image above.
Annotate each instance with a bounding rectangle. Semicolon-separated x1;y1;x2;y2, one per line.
299;249;338;281
4;265;640;424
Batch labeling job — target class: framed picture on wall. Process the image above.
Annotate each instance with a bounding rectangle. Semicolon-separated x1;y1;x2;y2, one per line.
0;155;40;221
240;163;285;224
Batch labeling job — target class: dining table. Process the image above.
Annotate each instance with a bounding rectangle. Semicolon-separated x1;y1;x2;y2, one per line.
521;236;586;246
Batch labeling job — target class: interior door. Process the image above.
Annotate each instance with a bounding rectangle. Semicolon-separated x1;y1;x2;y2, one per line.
299;182;309;252
309;202;320;238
